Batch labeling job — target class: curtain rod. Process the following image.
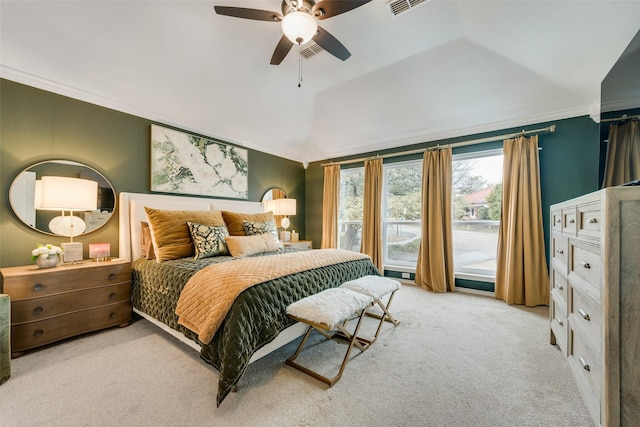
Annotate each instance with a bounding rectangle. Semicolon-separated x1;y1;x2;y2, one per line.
600;114;640;123
321;125;556;167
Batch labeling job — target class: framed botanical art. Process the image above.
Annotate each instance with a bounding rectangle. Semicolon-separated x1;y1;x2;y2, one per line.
151;125;248;199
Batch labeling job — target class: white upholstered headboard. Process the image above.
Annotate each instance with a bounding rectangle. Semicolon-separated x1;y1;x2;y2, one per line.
118;192;264;261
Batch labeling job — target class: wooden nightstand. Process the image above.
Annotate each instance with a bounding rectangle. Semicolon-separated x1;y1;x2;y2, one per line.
282;240;312;250
0;259;132;358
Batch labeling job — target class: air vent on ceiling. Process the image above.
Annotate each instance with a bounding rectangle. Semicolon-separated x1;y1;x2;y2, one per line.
388;0;427;16
300;42;324;59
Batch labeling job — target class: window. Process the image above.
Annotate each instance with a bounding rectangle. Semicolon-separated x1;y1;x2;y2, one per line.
451;149;503;279
336;150;503;284
383;160;422;268
338;167;364;252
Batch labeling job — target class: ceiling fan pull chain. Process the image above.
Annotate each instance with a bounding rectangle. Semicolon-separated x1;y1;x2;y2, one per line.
298;43;302;88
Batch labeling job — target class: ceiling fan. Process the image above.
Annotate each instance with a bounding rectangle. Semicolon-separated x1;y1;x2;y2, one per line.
214;0;372;65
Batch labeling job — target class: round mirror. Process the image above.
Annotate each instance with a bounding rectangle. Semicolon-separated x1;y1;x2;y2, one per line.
261;187;288;203
9;160;116;236
261;187;288;227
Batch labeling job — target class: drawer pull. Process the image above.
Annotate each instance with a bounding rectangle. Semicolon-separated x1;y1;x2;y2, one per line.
586;217;598;224
557;284;564;291
556;317;564;326
579;356;590;372
33;283;45;292
109;292;117;300
109;312;117;319
578;309;590;321
108;273;117;280
33;306;44;315
569;219;575;224
34;329;44;338
556;249;564;255
555;219;561;224
579;261;591;269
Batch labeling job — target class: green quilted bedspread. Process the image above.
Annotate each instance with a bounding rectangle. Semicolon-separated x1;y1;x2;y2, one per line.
131;250;379;406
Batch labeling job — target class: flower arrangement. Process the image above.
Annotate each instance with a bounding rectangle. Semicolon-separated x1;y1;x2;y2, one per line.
31;243;63;261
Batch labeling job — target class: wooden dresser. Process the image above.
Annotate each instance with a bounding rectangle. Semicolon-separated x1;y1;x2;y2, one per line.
0;259;131;357
549;186;640;426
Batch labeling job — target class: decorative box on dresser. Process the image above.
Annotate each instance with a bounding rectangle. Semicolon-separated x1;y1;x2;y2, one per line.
549;186;640;426
0;259;132;358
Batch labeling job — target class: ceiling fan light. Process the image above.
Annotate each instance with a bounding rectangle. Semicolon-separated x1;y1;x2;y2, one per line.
281;11;317;45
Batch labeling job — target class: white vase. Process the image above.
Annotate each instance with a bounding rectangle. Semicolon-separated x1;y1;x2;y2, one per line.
36;255;59;269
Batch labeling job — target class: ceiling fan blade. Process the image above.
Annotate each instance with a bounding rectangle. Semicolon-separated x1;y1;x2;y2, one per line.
270;35;294;65
313;26;351;61
311;0;372;20
214;6;282;22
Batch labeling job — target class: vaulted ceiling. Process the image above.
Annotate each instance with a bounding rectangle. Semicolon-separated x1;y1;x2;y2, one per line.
2;1;639;164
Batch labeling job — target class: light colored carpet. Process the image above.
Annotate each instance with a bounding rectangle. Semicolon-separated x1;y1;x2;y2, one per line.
0;285;593;427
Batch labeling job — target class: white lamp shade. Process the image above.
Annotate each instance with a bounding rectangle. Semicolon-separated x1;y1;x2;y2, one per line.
275;198;296;216
263;199;277;213
281;12;317;45
39;176;98;211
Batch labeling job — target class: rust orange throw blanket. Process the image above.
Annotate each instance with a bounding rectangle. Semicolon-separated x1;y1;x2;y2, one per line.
175;249;371;344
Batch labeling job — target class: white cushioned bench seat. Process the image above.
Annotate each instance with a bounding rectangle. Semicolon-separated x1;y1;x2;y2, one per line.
340;275;401;342
285;287;374;386
340;275;400;299
287;288;373;330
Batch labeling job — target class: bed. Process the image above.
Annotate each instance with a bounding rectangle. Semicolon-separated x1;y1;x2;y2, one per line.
118;192;379;406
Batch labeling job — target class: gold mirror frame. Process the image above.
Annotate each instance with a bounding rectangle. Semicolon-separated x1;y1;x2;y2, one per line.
9;160;116;236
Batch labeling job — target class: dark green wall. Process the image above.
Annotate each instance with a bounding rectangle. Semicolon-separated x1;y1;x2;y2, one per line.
305;115;601;280
0;79;305;267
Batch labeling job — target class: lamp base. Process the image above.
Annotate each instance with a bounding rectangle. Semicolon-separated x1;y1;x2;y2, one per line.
280;231;291;242
61;242;83;263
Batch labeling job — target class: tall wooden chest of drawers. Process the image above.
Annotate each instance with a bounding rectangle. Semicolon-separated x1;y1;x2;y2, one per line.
549;187;640;426
0;259;131;357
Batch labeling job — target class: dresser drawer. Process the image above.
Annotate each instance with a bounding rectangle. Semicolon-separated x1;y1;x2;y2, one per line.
577;202;601;240
550;297;568;355
551;208;563;233
570;286;601;350
11;283;131;324
11;301;131;352
569;243;601;302
551;268;568;305
2;262;131;299
551;235;568;274
562;208;577;236
568;329;601;424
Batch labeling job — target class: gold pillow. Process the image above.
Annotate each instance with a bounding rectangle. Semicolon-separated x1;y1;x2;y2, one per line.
145;207;225;262
225;234;280;257
222;211;275;236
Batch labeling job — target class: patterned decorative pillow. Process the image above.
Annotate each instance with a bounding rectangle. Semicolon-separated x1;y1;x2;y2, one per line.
242;219;283;248
187;222;230;259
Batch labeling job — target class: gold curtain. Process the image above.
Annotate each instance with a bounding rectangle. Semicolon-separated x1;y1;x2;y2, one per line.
602;120;640;187
495;135;549;306
415;148;455;293
361;158;383;271
321;165;340;249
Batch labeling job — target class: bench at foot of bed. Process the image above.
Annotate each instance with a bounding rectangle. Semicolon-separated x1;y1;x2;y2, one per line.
285;288;373;386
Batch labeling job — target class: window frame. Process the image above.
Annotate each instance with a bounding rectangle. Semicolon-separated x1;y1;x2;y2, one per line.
451;148;503;282
382;159;423;270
